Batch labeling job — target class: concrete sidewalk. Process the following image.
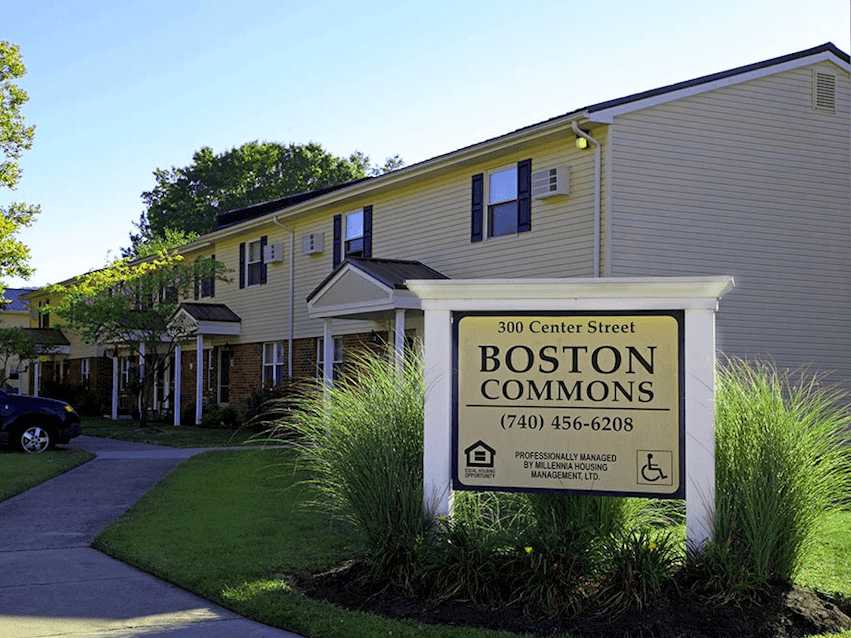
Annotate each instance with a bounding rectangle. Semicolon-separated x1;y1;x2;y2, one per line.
0;436;301;637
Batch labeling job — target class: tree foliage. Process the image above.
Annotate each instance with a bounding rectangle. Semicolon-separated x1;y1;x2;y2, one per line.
0;41;39;289
0;326;37;387
48;250;228;423
128;141;403;254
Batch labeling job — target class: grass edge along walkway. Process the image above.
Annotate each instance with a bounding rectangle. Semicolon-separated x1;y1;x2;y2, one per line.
81;416;260;448
0;447;94;502
93;449;851;638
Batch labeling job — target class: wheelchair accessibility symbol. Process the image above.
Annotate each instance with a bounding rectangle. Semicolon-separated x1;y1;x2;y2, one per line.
636;450;673;486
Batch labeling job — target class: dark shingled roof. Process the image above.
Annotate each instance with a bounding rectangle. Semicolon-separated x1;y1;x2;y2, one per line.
178;302;241;323
2;288;36;313
307;258;449;303
215;43;848;232
21;328;70;347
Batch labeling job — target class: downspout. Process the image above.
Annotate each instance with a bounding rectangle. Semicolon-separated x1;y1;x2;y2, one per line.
571;121;601;277
273;217;295;377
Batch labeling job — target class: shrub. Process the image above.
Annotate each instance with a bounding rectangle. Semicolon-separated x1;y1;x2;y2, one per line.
596;529;680;615
42;381;103;416
283;350;429;582
201;404;241;429
709;360;851;589
242;378;303;433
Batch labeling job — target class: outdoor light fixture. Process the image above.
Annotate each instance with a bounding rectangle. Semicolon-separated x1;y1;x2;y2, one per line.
575;136;589;150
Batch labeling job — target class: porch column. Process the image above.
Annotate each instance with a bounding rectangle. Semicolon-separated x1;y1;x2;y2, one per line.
394;308;406;374
111;356;118;420
173;344;182;426
137;342;145;417
195;334;204;425
33;360;40;397
322;319;334;388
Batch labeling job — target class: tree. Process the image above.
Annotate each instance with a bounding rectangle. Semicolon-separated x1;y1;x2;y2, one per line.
0;327;37;387
128;142;403;252
0;41;39;292
48;250;228;425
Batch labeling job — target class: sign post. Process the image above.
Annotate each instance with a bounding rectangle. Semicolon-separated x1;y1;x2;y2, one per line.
408;277;734;548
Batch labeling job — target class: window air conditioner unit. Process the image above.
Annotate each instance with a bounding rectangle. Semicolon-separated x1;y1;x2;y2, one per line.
302;232;325;255
264;242;284;263
531;166;569;199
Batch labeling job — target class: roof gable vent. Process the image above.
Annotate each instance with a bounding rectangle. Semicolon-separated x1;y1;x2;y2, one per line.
813;71;836;113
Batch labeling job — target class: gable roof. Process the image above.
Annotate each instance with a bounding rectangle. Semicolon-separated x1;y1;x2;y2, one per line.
2;288;36;312
21;328;70;347
176;302;241;323
210;43;848;233
306;257;449;303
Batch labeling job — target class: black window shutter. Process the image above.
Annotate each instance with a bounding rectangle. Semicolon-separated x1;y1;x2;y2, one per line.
259;236;268;284
332;214;342;268
517;159;532;233
471;173;484;242
238;242;246;289
362;206;373;258
210;254;216;297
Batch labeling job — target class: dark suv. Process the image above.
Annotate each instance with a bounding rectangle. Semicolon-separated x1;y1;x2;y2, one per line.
0;391;81;454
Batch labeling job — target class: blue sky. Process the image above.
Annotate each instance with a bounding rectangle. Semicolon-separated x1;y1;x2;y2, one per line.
3;0;849;287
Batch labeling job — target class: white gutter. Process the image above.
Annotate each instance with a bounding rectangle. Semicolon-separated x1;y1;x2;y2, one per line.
272;217;295;377
571;121;601;277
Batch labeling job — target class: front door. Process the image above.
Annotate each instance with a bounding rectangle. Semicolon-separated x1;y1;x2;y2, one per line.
218;349;231;404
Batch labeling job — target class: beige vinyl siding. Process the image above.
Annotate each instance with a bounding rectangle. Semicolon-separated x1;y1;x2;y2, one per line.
286;129;605;338
187;226;292;345
609;61;851;383
24;292;100;358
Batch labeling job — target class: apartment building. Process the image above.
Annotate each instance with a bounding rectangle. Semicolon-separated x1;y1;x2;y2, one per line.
23;43;850;423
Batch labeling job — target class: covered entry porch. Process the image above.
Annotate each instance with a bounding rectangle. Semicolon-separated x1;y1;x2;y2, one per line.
306;258;448;384
107;302;241;425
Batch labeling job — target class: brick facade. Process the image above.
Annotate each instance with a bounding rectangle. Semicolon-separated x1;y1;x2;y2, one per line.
229;342;264;403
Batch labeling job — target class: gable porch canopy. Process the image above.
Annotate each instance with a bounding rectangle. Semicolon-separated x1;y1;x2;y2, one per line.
306;258;449;321
168;302;241;337
22;328;71;356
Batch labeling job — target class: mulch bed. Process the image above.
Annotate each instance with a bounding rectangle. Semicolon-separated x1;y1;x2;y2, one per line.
295;561;851;638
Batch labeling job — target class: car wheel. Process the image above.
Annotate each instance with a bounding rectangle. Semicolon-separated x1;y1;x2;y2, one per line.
19;425;52;454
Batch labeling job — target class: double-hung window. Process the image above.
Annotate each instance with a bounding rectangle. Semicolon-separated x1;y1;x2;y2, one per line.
199;255;215;298
262;342;285;387
38;300;50;328
80;359;90;385
344;211;364;257
247;240;264;286
316;336;343;376
487;165;518;237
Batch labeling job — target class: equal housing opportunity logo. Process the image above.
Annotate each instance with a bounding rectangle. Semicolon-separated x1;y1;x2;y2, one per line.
464;440;496;479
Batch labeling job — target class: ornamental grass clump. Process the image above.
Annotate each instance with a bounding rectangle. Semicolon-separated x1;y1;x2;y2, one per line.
709;360;851;590
284;350;429;582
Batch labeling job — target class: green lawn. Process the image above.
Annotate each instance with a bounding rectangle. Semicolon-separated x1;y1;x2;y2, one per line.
82;416;261;448
94;450;850;638
0;447;94;502
95;450;523;638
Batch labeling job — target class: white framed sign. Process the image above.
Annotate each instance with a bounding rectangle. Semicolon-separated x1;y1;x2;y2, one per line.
407;276;735;547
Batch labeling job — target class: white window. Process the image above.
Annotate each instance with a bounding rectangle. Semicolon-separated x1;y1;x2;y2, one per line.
262;342;285;387
80;359;90;384
247;240;264;286
487;165;518;237
120;357;131;390
316;336;344;376
344;211;364;257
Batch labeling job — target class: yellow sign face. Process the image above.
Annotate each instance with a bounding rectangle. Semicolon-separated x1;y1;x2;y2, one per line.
453;312;684;497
